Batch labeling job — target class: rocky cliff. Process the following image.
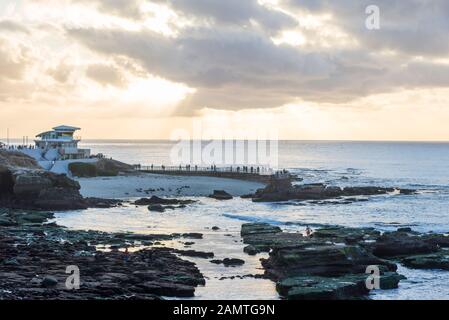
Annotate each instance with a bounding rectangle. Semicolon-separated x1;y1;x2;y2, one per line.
0;150;87;210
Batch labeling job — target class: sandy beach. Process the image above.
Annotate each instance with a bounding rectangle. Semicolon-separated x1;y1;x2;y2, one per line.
77;173;265;199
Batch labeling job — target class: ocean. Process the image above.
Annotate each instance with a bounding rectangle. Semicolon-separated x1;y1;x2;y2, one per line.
56;140;449;300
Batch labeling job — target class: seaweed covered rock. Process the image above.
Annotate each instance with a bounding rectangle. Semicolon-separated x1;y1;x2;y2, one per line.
241;223;282;237
262;244;397;279
249;177;409;203
208;190;233;200
370;230;439;258
276;273;404;300
69;158;135;177
134;196;195;212
135;196;195;206
312;226;381;244
148;204;166;212
421;233;449;248
276;275;368;300
68;162;97;177
244;232;308;254
401;251;449;270
240;223;404;300
0;209;206;300
210;258;245;266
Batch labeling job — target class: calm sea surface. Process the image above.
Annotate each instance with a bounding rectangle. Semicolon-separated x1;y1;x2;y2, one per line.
56;140;449;300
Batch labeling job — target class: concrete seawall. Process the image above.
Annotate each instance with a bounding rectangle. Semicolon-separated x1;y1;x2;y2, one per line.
138;169;275;184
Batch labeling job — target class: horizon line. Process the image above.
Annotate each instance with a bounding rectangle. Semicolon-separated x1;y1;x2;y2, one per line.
3;138;449;143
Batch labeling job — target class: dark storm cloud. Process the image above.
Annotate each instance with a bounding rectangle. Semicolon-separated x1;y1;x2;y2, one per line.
67;0;449;113
158;0;297;34
68;26;337;112
86;63;126;87
67;0;145;19
284;0;449;57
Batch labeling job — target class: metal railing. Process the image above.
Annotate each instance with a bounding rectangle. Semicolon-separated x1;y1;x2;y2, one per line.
34;135;82;141
134;164;284;176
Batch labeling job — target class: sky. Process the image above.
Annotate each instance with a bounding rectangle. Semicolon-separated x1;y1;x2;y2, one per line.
1;0;449;140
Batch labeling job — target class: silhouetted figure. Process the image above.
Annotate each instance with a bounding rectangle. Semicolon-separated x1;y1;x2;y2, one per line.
305;226;312;237
123;247;130;262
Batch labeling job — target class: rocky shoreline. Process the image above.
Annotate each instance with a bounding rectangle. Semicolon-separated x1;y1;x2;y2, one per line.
3;150;449;300
0;208;206;299
245;177;416;203
0;151;125;211
240;223;449;300
0;151;227;300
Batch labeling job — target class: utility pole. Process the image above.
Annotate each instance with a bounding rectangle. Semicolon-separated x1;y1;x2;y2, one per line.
7;128;9;146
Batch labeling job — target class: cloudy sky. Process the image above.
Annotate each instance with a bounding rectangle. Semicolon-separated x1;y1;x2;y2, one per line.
1;0;449;140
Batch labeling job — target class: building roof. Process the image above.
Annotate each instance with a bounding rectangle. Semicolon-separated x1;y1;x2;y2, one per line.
52;125;81;132
36;130;54;138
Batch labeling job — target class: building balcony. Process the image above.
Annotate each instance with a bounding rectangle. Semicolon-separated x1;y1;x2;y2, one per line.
35;136;82;142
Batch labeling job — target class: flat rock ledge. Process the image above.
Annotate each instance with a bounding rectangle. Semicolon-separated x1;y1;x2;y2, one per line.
240;223;449;300
276;273;405;300
0;208;205;300
208;190;233;201
246;178;416;203
134;196;196;213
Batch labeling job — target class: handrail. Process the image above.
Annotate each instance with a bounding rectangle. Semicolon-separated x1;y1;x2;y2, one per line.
34;136;82;141
134;164;284;176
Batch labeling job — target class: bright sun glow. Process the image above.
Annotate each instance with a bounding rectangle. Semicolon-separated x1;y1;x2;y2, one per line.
0;0;449;140
272;30;306;46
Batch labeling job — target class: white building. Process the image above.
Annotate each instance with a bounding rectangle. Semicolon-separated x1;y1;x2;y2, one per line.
35;125;91;160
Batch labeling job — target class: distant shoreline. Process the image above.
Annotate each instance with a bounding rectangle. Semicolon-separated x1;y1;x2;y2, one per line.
4;138;449;144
